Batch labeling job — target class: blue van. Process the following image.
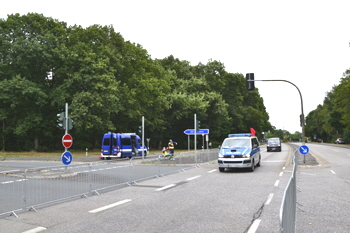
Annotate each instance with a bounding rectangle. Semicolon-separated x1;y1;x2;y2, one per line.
101;133;148;159
218;133;261;172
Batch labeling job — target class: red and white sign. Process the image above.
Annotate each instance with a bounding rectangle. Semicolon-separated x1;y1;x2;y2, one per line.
62;134;73;148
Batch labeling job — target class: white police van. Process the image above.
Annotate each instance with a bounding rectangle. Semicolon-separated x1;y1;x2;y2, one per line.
101;132;147;159
218;133;261;172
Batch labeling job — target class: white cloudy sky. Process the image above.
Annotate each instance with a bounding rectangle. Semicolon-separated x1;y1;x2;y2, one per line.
2;0;350;133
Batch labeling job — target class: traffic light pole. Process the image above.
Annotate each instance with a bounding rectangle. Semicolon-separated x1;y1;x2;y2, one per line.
252;79;306;144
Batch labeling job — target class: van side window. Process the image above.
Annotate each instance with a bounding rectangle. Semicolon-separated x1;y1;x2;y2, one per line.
121;138;131;145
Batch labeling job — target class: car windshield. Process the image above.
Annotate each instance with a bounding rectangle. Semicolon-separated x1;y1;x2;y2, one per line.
268;138;279;143
222;138;250;148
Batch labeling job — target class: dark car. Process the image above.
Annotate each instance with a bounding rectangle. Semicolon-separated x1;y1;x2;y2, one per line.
267;138;282;152
334;138;345;144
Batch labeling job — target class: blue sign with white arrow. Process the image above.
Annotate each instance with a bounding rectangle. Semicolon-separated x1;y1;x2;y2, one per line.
184;129;209;135
61;151;73;165
299;145;309;155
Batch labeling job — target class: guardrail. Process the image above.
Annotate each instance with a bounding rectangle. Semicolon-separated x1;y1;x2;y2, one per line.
0;150;218;218
279;149;299;232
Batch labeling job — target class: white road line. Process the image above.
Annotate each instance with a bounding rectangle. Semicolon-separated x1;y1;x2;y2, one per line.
279;172;283;176
247;219;261;233
208;169;217;173
263;160;285;162
1;181;14;184
22;226;47;233
186;175;201;181
274;180;280;187
265;193;274;205
89;199;132;213
155;184;176;191
330;170;336;175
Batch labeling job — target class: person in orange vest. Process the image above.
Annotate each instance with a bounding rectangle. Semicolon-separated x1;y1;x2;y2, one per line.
168;139;177;160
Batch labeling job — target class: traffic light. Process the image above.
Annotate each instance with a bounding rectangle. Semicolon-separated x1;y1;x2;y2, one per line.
196;120;200;131
246;73;255;91
57;112;65;129
67;118;73;130
300;114;304;127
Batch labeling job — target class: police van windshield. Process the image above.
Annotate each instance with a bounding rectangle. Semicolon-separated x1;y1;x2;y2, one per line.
222;138;250;148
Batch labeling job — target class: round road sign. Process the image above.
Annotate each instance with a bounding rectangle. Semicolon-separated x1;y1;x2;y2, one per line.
62;134;73;148
61;151;73;165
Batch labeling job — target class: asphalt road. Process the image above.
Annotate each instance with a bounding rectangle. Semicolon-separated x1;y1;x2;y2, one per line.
1;143;349;232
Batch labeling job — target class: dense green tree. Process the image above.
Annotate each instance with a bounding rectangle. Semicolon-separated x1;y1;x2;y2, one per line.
0;13;274;151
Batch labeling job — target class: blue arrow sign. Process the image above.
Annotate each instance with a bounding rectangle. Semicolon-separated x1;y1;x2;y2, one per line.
299;145;309;155
61;151;73;165
184;129;209;135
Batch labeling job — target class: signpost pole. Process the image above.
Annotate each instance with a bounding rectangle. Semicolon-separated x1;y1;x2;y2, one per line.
188;135;190;151
65;103;68;152
194;114;197;163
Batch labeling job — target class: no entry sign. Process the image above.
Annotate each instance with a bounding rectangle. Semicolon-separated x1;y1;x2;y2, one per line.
62;134;73;148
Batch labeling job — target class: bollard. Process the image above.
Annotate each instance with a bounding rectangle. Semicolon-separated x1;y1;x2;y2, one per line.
86;148;88;156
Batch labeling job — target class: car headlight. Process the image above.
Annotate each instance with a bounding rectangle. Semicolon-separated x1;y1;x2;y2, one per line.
243;154;250;158
218;153;224;158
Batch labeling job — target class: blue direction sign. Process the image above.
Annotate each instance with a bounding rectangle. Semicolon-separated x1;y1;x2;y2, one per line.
61;151;73;165
184;129;209;135
299;145;309;155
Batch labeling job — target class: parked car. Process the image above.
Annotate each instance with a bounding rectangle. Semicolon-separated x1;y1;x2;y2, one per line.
334;138;345;144
267;138;282;152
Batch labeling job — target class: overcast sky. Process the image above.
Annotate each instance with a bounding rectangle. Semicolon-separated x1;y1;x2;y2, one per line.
2;0;350;133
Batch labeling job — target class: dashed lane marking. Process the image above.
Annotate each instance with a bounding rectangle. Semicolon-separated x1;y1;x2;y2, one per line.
89;199;132;213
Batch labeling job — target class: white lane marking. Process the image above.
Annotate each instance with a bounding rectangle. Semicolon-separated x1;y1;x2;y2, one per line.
263;160;285;162
1;181;14;184
265;193;274;205
186;175;201;181
247;219;261;233
299;172;316;176
274;180;280;187
208;169;217;173
22;226;47;233
89;199;132;213
279;172;283;176
330;170;336;175
155;184;176;191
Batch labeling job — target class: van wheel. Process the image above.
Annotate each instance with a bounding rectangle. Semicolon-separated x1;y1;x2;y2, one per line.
219;167;225;172
249;160;255;172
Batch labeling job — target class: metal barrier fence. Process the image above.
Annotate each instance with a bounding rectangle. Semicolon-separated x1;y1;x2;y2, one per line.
0;150;218;218
279;149;298;232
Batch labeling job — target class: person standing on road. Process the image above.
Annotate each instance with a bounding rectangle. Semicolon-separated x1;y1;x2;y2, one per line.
168;139;177;160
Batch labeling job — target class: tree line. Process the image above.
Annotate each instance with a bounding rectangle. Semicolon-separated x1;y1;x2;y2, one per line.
0;13;277;152
305;70;350;143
